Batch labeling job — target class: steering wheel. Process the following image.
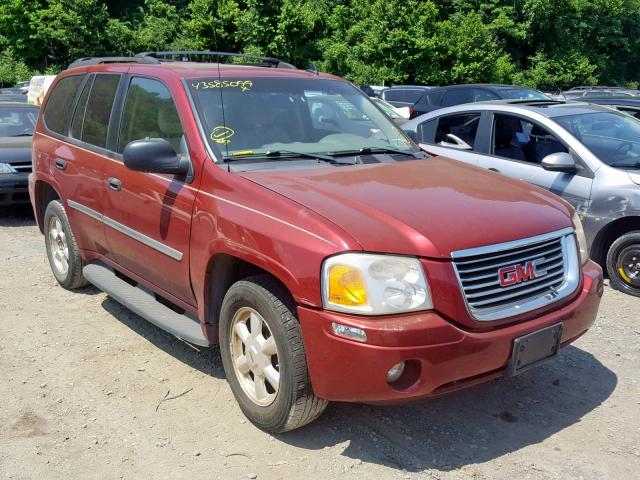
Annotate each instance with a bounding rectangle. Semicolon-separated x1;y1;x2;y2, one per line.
613;141;633;160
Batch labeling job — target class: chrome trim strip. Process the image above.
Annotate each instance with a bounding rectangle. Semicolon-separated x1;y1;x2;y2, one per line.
67;199;183;261
451;227;580;322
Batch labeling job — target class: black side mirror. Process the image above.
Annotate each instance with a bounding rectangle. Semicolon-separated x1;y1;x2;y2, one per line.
541;152;578;173
123;139;190;176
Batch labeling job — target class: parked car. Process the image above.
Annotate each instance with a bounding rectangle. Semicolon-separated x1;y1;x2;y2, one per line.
27;75;56;106
380;85;432;112
358;84;376;97
15;80;30;94
402;100;640;296
371;97;409;125
30;52;602;432
561;86;640;100
409;84;550;117
0;92;28;103
570;96;640;119
0;102;39;206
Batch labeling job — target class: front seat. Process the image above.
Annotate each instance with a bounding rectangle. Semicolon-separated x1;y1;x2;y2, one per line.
494;117;526;161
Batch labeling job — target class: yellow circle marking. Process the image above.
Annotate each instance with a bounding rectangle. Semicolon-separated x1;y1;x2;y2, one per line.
211;126;235;144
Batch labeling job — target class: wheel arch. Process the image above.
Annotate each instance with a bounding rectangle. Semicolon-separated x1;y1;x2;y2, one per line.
33;180;61;233
591;215;640;268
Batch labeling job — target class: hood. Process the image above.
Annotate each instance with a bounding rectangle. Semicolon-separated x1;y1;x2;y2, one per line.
240;157;573;258
0;136;31;164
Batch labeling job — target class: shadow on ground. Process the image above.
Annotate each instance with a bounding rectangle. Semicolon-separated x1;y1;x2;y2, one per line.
0;205;35;227
100;295;616;472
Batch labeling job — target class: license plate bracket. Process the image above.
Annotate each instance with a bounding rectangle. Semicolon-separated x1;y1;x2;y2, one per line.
508;323;563;377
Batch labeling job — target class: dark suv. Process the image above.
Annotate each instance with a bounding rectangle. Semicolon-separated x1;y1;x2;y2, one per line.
409;84;549;117
30;52;602;432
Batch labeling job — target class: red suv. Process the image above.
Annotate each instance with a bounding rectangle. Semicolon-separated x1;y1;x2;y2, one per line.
30;52;603;432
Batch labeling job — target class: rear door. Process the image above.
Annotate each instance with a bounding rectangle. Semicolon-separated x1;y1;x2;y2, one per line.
477;112;593;212
38;74;108;253
415;112;486;166
101;76;197;304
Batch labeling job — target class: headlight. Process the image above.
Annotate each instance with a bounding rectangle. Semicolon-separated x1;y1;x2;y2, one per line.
321;253;432;315
0;163;16;174
572;212;589;265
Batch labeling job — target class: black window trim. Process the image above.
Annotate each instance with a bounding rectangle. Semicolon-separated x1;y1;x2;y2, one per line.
69;73;95;142
486;111;594;179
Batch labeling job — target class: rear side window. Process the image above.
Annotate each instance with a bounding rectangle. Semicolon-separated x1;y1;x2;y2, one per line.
82;74;120;148
43;75;83;134
434;113;481;148
441;89;475;107
117;77;183;153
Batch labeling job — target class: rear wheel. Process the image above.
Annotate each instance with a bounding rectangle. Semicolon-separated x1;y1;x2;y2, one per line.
44;200;88;290
606;231;640;297
219;275;327;432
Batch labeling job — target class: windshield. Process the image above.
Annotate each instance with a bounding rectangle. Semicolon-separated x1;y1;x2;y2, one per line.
555;111;640;167
0;106;38;136
373;98;401;119
188;77;417;161
497;88;549;100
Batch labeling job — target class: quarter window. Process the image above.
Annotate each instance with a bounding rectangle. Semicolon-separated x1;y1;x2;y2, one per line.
492;114;567;163
82;74;120;148
69;75;93;139
42;75;84;134
118;77;183;153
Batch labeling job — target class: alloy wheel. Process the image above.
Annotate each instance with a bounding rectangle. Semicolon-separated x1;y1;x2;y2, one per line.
48;216;69;276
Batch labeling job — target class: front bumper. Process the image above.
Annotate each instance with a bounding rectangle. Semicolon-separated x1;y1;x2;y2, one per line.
298;260;603;403
0;172;30;206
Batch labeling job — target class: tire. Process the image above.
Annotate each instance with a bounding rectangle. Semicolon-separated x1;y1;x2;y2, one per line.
219;275;327;432
44;200;89;290
606;231;640;297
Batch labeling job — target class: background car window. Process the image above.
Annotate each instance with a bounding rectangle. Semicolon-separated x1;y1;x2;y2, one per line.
0;106;39;137
433;113;481;148
42;75;84;134
473;89;500;102
82;74;120;148
69;76;93;139
383;90;402;102
492;114;567;163
617;107;640;119
118;77;183;153
441;89;475;107
403;90;425;103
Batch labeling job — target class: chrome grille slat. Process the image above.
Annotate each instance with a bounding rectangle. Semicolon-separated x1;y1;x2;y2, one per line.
452;228;580;321
456;245;563;275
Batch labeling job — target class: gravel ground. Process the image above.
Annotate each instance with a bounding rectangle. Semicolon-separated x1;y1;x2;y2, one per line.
0;206;639;480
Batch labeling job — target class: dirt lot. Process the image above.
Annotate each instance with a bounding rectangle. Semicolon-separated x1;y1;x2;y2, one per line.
0;206;638;480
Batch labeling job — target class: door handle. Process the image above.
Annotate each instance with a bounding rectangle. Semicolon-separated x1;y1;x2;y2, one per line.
107;177;122;191
54;158;67;170
488;167;500;173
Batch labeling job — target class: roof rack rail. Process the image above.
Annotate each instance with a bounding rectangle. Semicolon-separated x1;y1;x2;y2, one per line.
68;56;160;69
135;51;297;69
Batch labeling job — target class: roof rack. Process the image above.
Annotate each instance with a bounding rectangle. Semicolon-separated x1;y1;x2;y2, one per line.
567;86;630;91
68;56;160;69
135;51;297;69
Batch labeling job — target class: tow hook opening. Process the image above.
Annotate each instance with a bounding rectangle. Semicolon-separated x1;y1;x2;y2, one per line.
387;359;421;391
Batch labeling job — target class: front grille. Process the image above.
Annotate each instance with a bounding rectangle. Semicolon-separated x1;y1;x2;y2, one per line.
452;228;580;321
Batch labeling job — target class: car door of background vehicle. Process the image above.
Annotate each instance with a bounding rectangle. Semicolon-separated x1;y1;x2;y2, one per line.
476;112;593;213
416;111;488;166
101;76;197;305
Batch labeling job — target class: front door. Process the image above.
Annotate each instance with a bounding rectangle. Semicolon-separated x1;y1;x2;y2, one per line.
477;113;593;214
102;76;197;304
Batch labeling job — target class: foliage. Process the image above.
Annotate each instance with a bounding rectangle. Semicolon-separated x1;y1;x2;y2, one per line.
1;0;640;89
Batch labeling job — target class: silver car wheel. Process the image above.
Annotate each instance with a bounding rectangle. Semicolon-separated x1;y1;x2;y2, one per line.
230;307;280;407
48;216;69;276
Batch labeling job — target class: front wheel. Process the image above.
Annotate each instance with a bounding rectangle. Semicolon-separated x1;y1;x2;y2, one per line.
219;276;327;432
606;231;640;297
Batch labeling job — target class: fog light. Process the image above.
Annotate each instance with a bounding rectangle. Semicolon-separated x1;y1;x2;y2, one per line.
331;322;367;342
386;361;406;383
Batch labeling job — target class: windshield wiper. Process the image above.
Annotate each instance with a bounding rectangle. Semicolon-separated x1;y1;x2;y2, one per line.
224;149;355;165
329;146;421;158
11;133;32;137
609;161;640;169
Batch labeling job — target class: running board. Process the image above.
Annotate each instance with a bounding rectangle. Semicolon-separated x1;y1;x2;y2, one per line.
83;262;209;347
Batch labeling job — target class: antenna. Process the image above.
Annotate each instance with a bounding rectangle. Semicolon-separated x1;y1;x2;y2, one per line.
306;62;319;76
211;30;231;172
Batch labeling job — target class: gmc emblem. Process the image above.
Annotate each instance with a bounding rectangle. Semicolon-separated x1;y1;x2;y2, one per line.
498;260;545;287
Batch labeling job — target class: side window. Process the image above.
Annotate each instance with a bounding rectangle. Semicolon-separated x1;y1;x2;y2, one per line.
492;114;567;164
473;89;500;102
618;107;640;119
69;75;93;139
42;75;84;134
433;113;481;149
118;77;184;153
82;74;120;148
441;89;474;107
